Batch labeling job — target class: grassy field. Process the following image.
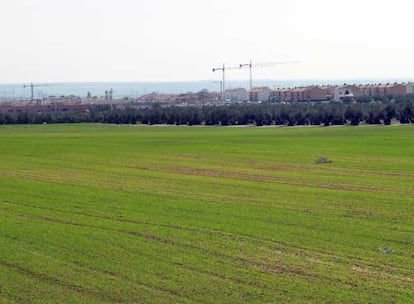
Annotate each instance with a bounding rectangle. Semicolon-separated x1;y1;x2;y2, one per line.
0;124;413;303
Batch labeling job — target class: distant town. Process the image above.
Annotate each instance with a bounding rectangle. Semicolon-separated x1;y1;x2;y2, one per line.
1;82;414;115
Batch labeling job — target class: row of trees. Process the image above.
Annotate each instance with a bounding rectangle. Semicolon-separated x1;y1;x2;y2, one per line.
1;99;414;126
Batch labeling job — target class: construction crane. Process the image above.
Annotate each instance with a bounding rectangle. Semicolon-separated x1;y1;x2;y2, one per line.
212;63;240;102
239;60;301;93
23;82;49;102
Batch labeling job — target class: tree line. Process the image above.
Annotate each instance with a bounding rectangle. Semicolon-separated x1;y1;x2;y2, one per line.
1;96;414;126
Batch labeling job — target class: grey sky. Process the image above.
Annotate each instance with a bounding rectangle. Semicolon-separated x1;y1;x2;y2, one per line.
1;0;413;82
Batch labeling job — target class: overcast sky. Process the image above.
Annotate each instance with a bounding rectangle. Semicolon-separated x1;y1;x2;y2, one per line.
1;0;413;83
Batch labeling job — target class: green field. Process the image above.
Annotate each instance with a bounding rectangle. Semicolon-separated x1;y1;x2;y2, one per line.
0;124;413;303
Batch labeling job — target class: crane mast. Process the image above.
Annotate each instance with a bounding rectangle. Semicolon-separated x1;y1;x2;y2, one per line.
212;63;240;102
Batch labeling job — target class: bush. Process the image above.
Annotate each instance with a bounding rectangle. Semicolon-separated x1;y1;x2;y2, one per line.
378;247;394;254
315;156;332;164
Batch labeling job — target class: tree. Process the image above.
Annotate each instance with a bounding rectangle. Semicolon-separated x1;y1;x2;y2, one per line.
383;104;395;125
345;106;362;126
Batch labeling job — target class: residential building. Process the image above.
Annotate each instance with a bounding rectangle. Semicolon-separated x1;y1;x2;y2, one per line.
225;88;249;103
359;83;406;97
407;82;414;94
271;86;329;102
137;93;177;103
333;85;362;102
250;87;271;102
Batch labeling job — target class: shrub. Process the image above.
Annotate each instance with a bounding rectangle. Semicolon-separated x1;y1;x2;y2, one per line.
378;247;394;254
315;156;332;164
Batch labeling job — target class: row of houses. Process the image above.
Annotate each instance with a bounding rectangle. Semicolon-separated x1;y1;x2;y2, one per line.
226;82;414;103
6;82;409;112
332;83;411;101
137;91;220;105
224;86;330;103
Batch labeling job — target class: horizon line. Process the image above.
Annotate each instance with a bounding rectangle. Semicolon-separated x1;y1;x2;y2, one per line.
1;77;413;85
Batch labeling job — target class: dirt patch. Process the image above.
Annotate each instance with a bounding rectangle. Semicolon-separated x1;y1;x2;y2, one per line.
155;166;412;194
